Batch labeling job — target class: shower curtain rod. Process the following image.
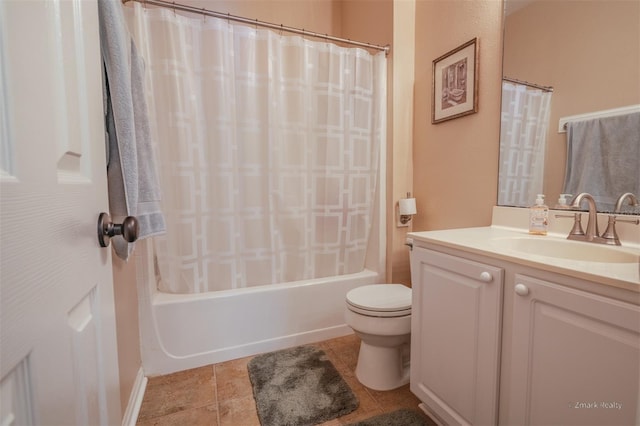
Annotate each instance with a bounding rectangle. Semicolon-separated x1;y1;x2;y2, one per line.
122;0;391;56
503;76;553;93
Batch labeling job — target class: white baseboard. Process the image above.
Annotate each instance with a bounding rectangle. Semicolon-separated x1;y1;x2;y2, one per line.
418;402;445;426
121;367;148;426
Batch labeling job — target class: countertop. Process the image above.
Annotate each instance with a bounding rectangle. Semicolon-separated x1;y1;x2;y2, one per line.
409;226;640;292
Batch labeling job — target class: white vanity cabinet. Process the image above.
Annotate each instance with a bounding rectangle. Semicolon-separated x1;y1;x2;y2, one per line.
504;274;640;426
410;235;640;426
409;247;504;425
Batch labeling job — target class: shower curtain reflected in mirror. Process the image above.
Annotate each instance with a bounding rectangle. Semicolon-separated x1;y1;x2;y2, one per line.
498;81;552;207
125;3;386;293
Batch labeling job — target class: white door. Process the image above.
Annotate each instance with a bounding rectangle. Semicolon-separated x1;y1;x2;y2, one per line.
0;1;121;425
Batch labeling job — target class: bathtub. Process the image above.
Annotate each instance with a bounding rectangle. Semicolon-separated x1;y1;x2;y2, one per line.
136;148;386;376
135;240;384;376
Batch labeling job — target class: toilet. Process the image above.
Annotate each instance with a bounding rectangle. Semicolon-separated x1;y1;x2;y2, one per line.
345;284;412;391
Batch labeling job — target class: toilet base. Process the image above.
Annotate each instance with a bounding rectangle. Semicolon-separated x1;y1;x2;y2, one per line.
355;339;410;391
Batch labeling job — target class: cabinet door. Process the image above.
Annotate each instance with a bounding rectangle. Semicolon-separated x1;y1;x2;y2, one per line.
506;274;640;425
410;247;503;425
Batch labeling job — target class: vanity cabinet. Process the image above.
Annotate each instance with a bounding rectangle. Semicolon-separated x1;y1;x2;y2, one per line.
504;274;640;426
409;247;504;425
410;241;640;426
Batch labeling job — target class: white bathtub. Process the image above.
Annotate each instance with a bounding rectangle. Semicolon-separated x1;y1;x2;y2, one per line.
135;241;384;376
136;148;386;376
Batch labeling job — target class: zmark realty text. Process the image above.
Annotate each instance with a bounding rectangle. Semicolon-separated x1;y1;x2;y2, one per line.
570;401;622;410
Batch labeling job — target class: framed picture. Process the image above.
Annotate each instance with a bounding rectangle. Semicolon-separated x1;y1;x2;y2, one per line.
432;38;479;124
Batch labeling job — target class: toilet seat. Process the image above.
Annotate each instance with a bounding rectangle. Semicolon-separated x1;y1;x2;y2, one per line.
346;284;412;318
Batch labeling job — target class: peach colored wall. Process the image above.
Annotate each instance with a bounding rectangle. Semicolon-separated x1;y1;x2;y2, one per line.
340;0;412;285
389;0;415;285
503;0;640;206
412;1;503;232
340;0;391;47
163;0;342;35
112;257;140;412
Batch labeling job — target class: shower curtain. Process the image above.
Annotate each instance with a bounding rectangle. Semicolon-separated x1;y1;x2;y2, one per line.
498;81;552;207
124;3;386;293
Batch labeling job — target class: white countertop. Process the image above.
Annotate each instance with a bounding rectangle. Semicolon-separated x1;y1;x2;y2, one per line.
409;226;640;292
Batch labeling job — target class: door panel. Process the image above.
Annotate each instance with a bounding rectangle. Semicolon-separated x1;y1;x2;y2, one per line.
0;1;120;424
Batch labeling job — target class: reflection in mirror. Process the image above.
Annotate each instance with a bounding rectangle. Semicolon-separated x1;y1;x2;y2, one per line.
498;78;552;208
499;0;640;213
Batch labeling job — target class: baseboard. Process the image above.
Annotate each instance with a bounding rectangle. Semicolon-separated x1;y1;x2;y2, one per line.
121;367;148;426
418;402;445;426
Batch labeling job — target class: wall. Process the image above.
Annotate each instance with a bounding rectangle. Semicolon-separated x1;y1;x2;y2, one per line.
503;0;640;205
412;0;503;232
390;0;415;285
168;0;343;35
112;257;141;411
340;0;415;285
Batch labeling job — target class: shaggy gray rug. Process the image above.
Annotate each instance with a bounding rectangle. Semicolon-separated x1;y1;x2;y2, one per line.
247;345;359;426
346;409;431;426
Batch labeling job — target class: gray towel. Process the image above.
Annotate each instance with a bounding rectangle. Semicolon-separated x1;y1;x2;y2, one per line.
98;0;165;260
563;111;640;212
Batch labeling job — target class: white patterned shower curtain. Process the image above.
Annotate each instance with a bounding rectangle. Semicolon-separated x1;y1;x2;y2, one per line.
498;81;552;207
124;4;386;293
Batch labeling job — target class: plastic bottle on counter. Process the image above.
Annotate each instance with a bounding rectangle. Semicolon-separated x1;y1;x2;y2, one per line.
529;194;549;235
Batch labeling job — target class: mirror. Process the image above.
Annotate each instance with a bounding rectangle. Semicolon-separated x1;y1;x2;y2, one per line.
499;0;640;212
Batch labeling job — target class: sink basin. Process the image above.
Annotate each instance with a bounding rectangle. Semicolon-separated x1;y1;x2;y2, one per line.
491;236;640;264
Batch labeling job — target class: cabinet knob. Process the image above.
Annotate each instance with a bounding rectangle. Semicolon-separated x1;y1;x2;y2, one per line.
515;283;529;297
479;271;493;282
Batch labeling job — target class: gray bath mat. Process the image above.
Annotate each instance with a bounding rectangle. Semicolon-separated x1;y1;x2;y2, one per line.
247;345;359;426
346;409;431;426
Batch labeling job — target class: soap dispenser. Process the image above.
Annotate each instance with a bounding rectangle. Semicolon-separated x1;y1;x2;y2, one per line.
554;194;572;210
529;194;549;235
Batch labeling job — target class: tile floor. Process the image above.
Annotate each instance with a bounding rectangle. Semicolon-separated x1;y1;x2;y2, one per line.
136;333;436;425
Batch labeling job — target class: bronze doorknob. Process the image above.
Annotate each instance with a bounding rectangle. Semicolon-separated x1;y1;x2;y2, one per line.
97;212;139;247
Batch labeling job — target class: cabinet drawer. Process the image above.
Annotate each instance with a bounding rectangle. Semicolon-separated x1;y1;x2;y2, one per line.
418;246;502;284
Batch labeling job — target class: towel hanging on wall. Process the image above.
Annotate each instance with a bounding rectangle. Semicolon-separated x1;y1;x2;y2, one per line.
562;111;640;212
98;0;166;260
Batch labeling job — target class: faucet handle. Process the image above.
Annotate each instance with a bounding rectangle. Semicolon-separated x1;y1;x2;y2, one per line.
565;212;585;237
616;217;640;225
555;212;587;240
555;212;584;232
600;215;640;246
600;215;620;245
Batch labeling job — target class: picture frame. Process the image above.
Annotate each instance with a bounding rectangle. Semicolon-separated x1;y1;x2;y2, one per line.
432;38;479;124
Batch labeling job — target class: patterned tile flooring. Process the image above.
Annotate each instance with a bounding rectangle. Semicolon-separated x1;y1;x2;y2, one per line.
136;334;436;425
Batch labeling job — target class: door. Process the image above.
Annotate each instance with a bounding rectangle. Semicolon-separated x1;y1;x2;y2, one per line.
0;1;121;425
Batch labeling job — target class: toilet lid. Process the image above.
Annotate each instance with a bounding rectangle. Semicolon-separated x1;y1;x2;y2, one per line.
346;284;412;317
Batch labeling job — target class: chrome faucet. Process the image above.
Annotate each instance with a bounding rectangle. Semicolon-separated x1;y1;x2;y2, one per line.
568;193;602;242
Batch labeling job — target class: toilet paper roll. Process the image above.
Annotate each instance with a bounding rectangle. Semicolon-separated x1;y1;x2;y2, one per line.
399;198;417;215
